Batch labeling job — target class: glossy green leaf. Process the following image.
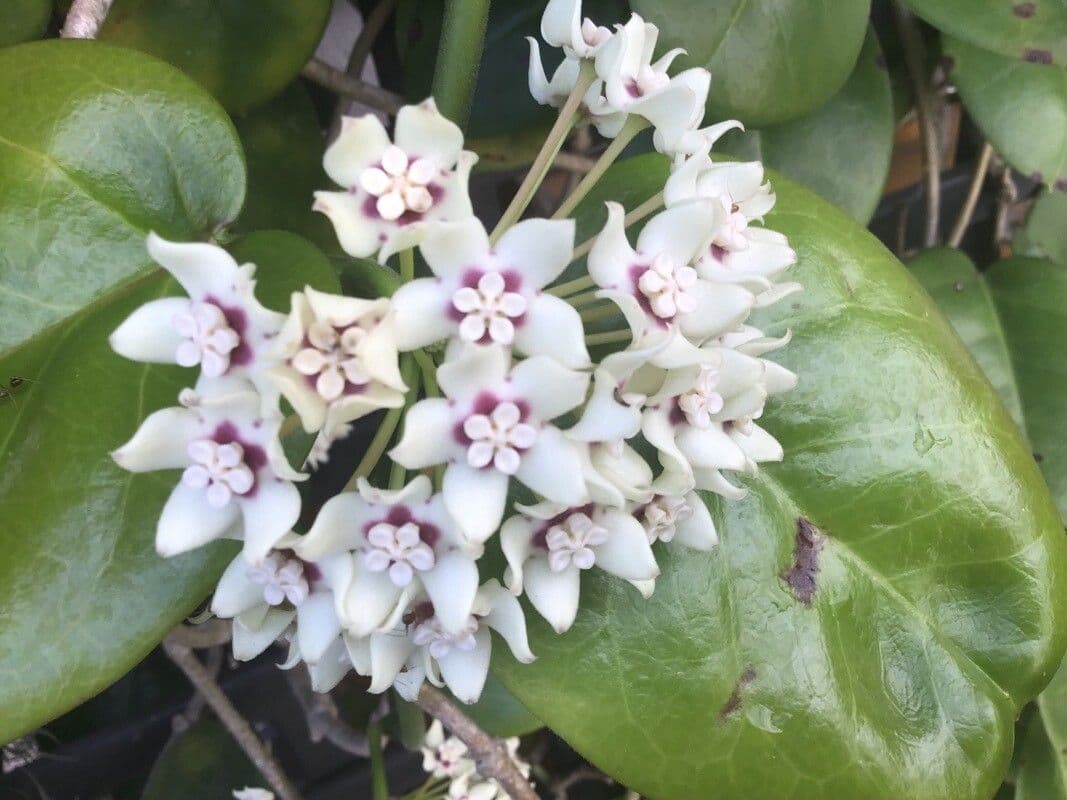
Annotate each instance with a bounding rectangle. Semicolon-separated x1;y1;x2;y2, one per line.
720;29;893;223
909;249;1067;523
630;0;871;126
231;81;334;252
1016;190;1067;267
98;0;332;114
901;0;1067;65
0;40;246;357
493;155;1067;800
0;0;51;46
946;35;1067;190
0;233;337;744
142;720;263;800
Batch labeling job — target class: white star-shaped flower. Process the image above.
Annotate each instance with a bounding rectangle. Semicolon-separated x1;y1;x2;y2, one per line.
295;475;481;637
501;501;659;633
212;540;354;667
112;390;304;560
589;200;755;366
588;14;710;154
313;99;477;261
109;234;285;404
391;217;590;368
389;345;591;542
269;288;407;434
346;580;535;705
421;720;475;780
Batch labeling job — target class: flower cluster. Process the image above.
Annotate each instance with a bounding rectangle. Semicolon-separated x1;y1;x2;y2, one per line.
421;721;532;800
109;0;797;705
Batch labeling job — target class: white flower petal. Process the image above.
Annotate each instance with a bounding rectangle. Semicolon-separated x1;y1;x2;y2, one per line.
297;592;343;664
112;406;201;472
732;422;785;464
588;202;637;290
443;462;509;543
641;407;693;480
391;279;457;350
395;98;464;167
636;200;720;268
494;218;575;289
593;510;659;580
674;493;718;550
325;114;391;187
514;427;587;507
437;344;511;402
512;293;591;369
157;482;241;557
508;356;589;420
421;551;480;634
146;233;242;300
240;480;302;562
389;398;458;468
212;555;267;618
567;368;641;442
500;515;537;594
296;492;374;560
481;581;535;663
343;559;406;637
524;559;580;633
678;282;756;342
110;297;194;365
437;628;492;704
313;190;382;259
232;607;294;661
308;637;351;692
367;632;417;694
676;423;748;472
419;217;491;280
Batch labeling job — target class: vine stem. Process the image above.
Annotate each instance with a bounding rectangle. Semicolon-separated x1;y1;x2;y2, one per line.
548;274;596;298
490;64;598;243
302;59;404;114
552;116;650;221
585;329;631;346
163;635;305;800
892;2;942;248
367;721;389;800
284;667;370;757
347;354;418;489
417;685;538;800
432;0;491;128
61;0;113;38
331;0;400;128
948;142;994;248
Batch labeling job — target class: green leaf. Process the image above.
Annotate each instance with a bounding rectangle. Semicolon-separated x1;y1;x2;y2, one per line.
909;249;1067;523
142;720;263;800
720;29;893;223
900;0;1067;65
0;40;246;358
630;0;871;126
231;81;335;252
229;229;341;312
1015;694;1067;800
1015;190;1067;267
0;0;51;46
493;155;1067;800
0;232;336;744
98;0;332;114
945;35;1067;190
461;672;542;739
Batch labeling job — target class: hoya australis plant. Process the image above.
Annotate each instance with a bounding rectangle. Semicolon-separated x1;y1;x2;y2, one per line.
1;1;1065;799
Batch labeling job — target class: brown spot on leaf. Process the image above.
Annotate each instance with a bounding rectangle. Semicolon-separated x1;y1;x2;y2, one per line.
1055;179;1067;192
1035;452;1045;463
1014;2;1037;18
782;518;825;604
718;667;757;722
1023;48;1054;64
1031;172;1046;184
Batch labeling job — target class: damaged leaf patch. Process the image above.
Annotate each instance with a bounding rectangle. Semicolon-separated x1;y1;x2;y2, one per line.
781;517;825;604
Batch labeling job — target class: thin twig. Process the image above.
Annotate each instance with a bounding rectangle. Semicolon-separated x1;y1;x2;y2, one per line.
948;142;994;248
893;2;942;248
169;618;232;649
284;667;370;757
163;634;306;800
302;58;404;114
61;0;113;38
417;685;537;800
332;0;400;128
995;164;1019;257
